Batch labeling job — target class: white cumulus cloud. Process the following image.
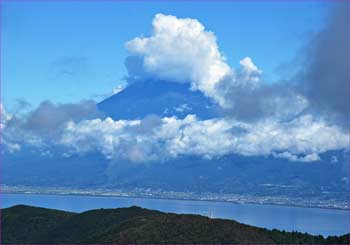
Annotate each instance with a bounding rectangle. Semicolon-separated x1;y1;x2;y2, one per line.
59;114;348;163
126;13;238;107
125;13;305;120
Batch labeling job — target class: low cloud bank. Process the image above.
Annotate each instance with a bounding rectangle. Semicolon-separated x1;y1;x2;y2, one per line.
60;114;348;162
1;101;103;151
2;104;348;162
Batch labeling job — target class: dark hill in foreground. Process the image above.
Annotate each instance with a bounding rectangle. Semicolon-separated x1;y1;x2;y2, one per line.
1;205;349;244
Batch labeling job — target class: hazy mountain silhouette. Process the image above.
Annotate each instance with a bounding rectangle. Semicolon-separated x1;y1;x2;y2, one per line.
98;80;222;120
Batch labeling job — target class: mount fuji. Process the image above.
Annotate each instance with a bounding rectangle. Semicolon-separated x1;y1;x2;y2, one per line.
97;80;222;120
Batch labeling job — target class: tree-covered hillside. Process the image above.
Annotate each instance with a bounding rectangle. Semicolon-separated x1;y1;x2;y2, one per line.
1;205;349;244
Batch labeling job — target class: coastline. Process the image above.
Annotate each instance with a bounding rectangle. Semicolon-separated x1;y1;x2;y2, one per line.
1;188;350;212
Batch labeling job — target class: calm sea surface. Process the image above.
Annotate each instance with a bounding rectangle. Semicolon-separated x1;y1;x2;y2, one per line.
1;193;349;236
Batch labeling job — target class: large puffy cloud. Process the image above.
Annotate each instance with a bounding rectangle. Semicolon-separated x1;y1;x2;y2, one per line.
296;2;350;126
59;114;348;163
125;14;308;122
125;13;233;107
124;10;350;125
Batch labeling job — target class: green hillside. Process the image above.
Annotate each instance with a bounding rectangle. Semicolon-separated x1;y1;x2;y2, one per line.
1;205;349;244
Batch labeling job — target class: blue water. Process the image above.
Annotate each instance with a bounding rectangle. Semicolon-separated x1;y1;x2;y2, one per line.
1;193;349;236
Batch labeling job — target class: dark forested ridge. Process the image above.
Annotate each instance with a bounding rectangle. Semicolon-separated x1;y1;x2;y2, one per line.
1;205;349;244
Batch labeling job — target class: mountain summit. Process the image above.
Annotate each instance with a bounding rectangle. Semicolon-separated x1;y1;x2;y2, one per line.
98;80;222;120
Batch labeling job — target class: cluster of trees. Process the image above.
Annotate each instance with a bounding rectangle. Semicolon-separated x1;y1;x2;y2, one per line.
269;229;349;244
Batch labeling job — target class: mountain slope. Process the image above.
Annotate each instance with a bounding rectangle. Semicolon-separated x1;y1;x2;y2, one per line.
1;205;349;244
1;205;75;243
97;80;222;120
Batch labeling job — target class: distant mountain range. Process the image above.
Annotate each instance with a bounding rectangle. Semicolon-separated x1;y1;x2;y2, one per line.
2;205;349;244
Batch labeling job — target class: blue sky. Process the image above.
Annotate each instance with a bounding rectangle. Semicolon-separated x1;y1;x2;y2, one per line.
1;1;330;111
